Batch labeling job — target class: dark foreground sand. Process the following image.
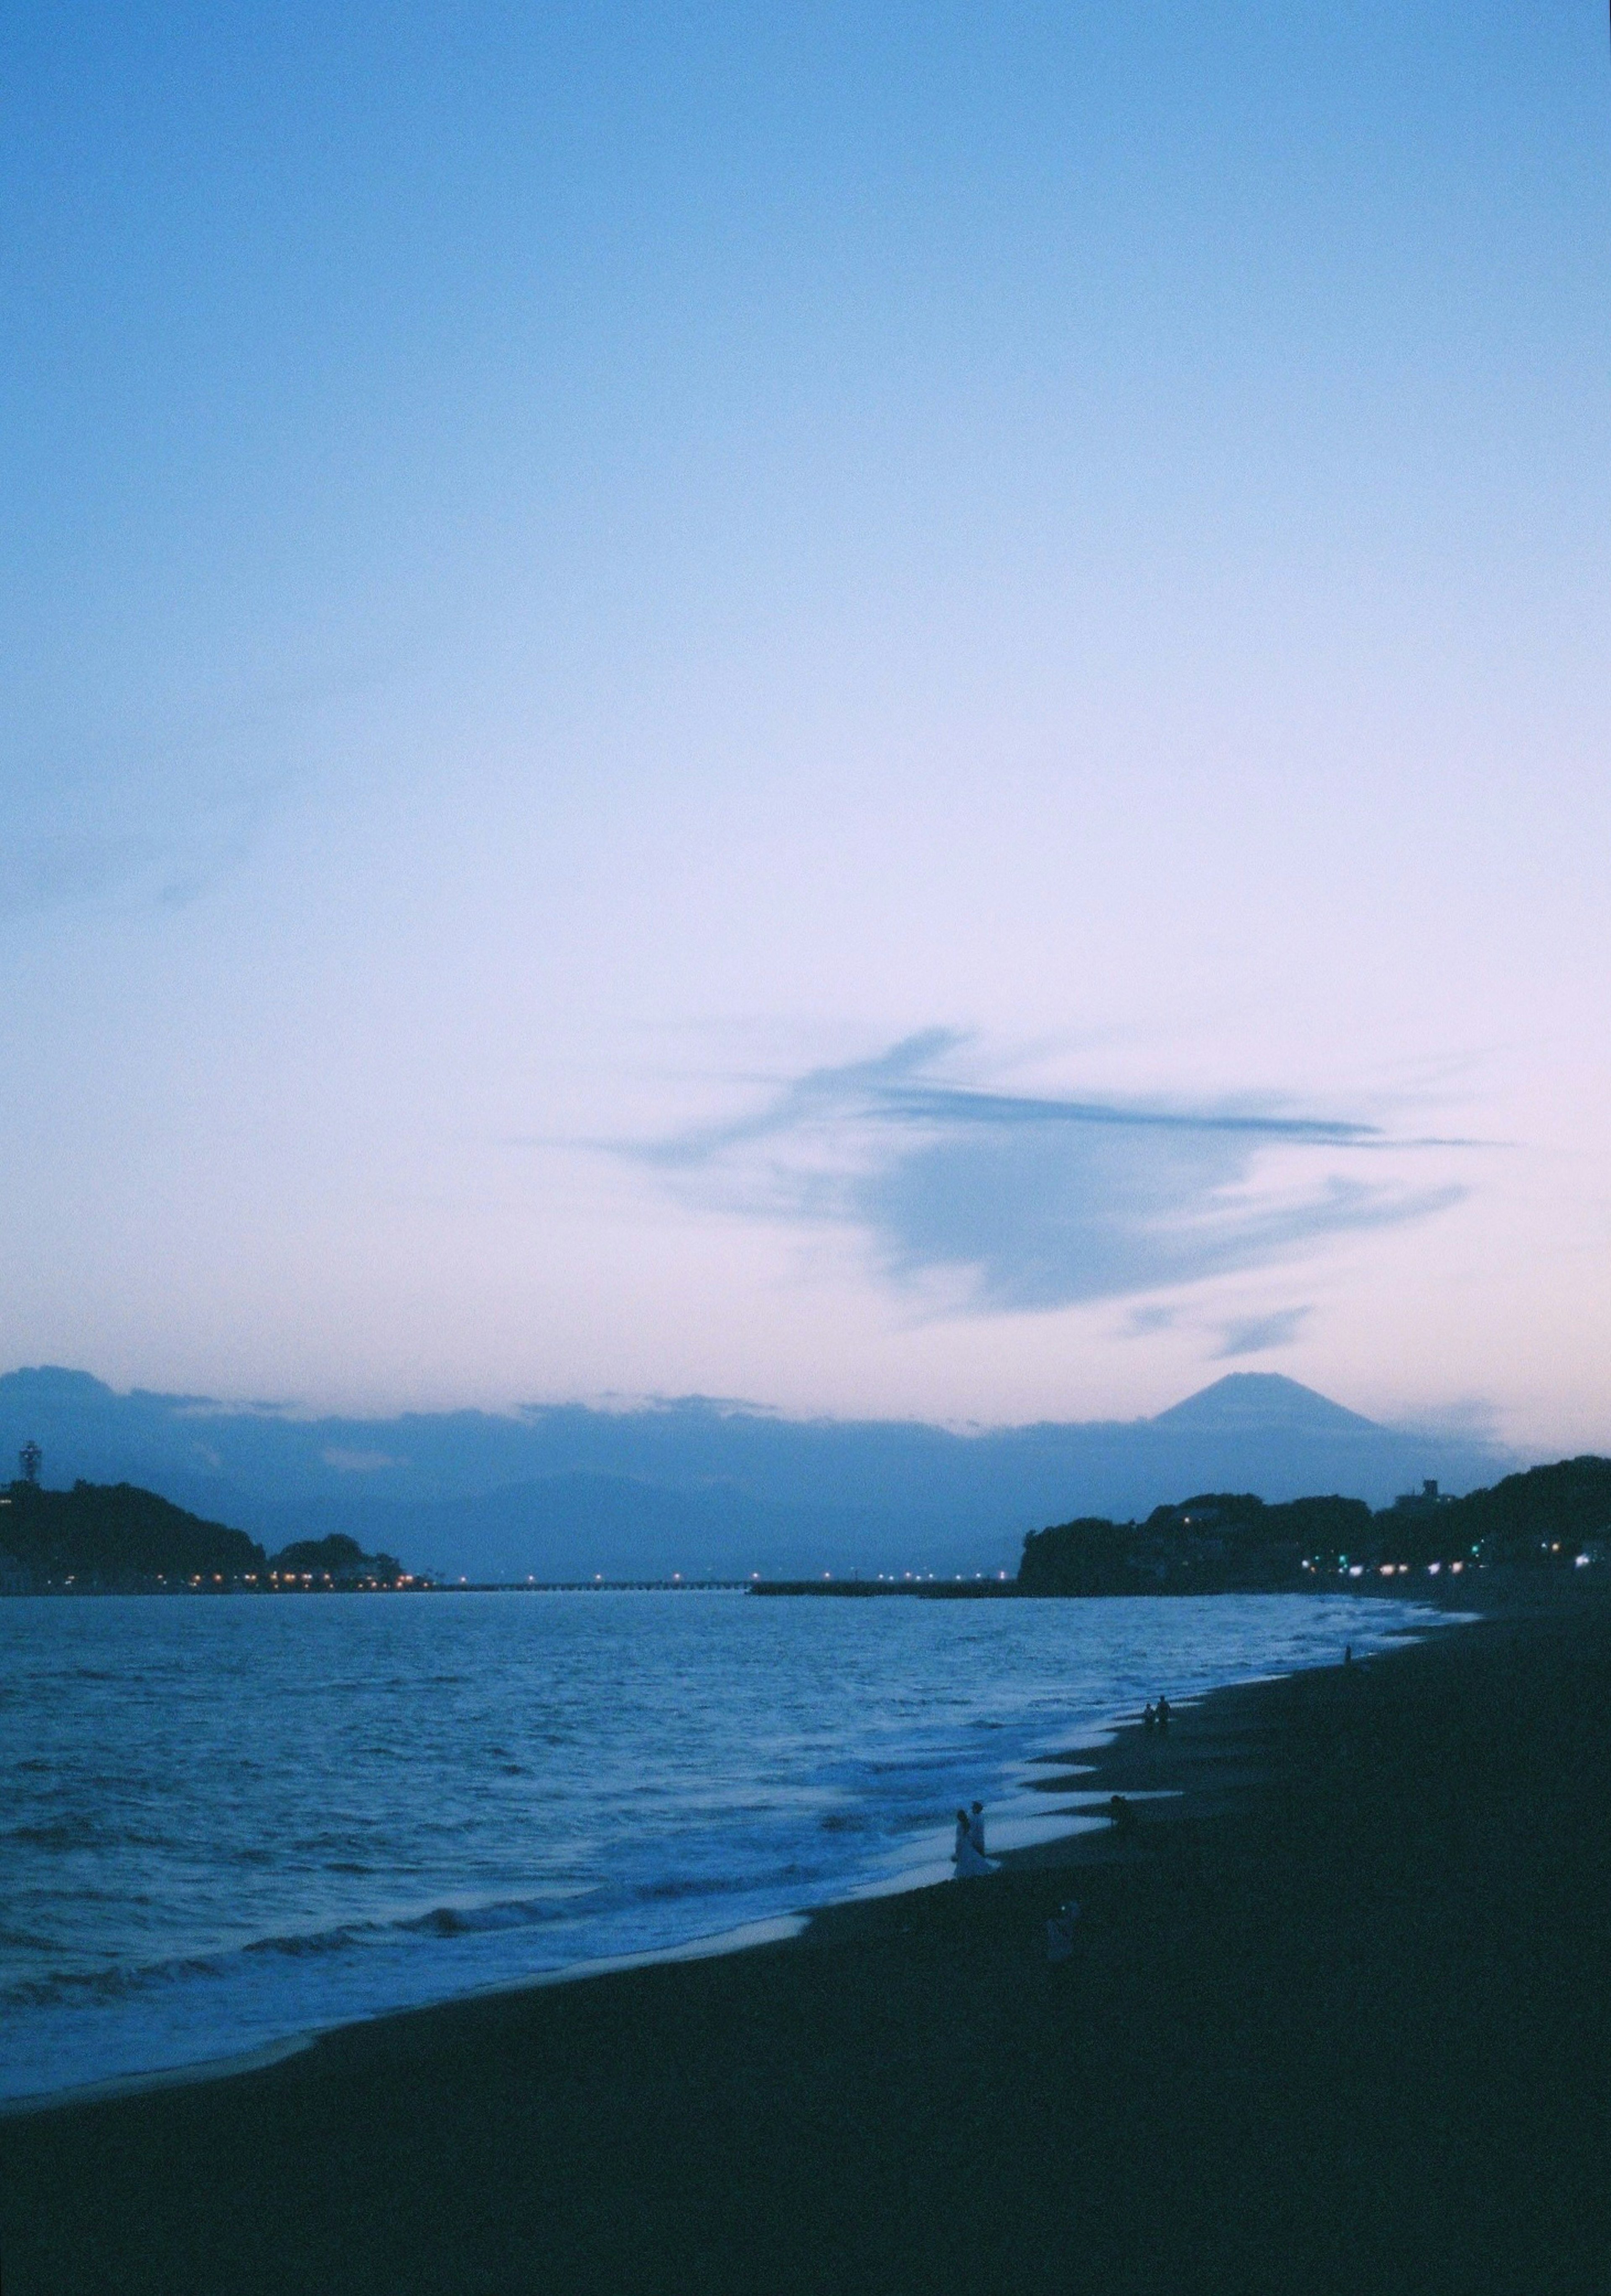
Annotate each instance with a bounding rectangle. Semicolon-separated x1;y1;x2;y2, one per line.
5;1586;1611;2295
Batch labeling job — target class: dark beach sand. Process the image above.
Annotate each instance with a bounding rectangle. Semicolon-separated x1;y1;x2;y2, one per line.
5;1584;1611;2295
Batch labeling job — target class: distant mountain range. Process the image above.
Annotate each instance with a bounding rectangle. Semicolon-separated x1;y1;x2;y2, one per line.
0;1366;1528;1581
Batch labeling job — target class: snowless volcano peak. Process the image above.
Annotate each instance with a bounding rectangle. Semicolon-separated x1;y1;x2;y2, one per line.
1148;1373;1380;1436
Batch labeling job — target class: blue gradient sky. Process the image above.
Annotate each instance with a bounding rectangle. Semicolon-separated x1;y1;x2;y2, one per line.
3;3;1608;1445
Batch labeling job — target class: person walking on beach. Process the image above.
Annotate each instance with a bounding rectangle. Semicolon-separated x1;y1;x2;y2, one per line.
1143;1701;1157;1732
1156;1695;1171;1732
968;1800;987;1858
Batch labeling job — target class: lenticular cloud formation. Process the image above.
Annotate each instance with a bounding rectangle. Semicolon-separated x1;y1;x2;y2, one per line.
628;1032;1469;1315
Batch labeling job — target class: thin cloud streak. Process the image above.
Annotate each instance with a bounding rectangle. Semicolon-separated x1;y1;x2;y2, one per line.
0;792;274;923
1215;1307;1312;1358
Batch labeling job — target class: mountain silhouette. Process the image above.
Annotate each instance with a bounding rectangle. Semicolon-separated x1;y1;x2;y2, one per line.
0;1363;1525;1580
1150;1373;1379;1436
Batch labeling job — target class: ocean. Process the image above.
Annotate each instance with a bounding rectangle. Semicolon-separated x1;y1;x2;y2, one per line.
0;1586;1448;2105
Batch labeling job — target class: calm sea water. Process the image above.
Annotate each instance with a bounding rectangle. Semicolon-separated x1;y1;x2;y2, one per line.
0;1588;1445;2104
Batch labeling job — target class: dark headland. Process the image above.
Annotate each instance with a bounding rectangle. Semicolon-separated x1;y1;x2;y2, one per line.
5;1580;1611;2294
0;1477;411;1592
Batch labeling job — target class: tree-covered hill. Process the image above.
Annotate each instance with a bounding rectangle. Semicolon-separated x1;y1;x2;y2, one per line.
269;1533;407;1585
1442;1457;1611;1555
1018;1491;1375;1595
0;1480;266;1586
1017;1458;1611;1594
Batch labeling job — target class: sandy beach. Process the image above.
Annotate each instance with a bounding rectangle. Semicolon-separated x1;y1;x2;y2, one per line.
4;1581;1609;2294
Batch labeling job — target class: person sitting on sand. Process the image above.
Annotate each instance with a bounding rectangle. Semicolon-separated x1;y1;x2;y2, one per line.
1109;1793;1136;1833
953;1806;996;1879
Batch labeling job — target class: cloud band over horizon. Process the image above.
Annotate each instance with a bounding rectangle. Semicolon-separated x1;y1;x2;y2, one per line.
622;1032;1469;1318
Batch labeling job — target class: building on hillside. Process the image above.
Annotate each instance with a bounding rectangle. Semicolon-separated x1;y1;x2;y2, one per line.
1392;1479;1452;1518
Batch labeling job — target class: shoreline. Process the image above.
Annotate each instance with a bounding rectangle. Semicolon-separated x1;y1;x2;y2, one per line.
0;1595;1448;2122
0;1913;813;2124
8;1580;1608;2293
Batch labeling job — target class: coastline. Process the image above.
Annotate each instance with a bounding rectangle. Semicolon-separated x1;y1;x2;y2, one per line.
0;1593;1436;2121
5;1580;1608;2292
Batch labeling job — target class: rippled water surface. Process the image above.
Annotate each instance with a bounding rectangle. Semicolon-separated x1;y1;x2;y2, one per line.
0;1588;1442;2101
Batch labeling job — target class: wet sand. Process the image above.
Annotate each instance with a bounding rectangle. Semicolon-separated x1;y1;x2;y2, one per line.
4;1583;1610;2293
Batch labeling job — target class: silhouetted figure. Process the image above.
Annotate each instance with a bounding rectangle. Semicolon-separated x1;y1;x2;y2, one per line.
1156;1696;1171;1733
969;1800;987;1858
954;1808;993;1878
1343;1644;1353;1668
1046;1900;1082;1964
1109;1793;1136;1833
1143;1702;1157;1732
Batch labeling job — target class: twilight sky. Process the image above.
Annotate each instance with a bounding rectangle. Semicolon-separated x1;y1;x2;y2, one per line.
3;3;1608;1449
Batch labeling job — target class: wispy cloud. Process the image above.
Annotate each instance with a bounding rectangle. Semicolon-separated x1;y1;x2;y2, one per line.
623;1031;1470;1315
1124;1304;1181;1336
0;661;360;926
0;793;272;924
1214;1307;1311;1358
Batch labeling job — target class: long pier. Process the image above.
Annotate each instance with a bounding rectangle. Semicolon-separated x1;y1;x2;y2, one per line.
446;1578;1019;1596
441;1578;754;1593
748;1578;1020;1597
